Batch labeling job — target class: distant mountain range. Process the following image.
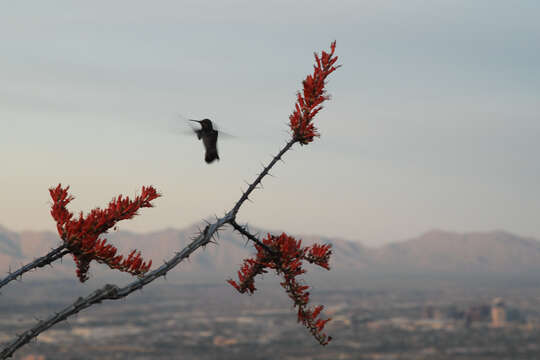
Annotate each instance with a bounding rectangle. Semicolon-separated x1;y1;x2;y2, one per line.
1;224;540;288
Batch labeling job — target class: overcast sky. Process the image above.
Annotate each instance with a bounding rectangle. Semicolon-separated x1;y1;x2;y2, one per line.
1;1;539;246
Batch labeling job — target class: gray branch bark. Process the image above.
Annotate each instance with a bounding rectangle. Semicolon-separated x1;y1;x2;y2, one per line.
230;220;276;256
0;244;69;290
0;138;298;359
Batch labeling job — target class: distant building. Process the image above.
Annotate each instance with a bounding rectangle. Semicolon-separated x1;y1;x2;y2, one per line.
422;305;435;319
491;297;506;327
422;305;446;320
465;304;491;327
446;306;465;321
506;308;526;323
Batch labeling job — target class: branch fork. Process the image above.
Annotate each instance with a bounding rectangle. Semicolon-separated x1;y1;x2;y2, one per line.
1;41;340;358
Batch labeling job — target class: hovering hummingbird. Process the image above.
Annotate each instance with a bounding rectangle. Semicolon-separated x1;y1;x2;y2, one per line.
189;119;220;164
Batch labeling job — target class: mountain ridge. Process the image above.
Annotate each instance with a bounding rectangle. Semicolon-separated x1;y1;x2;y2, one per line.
1;225;540;286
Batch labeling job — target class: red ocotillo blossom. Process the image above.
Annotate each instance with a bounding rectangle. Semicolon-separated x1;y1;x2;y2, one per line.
229;42;339;345
289;41;340;144
49;184;159;282
228;233;333;345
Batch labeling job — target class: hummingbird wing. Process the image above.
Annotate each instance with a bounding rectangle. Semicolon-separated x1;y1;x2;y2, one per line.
172;114;236;139
216;130;235;139
202;129;220;163
209;122;235;138
167;115;197;136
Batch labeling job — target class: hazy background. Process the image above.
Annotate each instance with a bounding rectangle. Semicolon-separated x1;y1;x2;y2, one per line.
1;0;539;246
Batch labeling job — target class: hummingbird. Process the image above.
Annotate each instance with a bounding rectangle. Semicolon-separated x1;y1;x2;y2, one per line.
189;119;220;164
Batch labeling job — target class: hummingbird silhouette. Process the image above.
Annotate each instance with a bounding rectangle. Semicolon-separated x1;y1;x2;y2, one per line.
190;119;220;164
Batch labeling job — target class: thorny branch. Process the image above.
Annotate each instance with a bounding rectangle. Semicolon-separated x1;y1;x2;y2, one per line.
0;244;69;290
1;41;339;357
231;139;296;215
1;139;299;359
0;137;293;292
230;219;277;256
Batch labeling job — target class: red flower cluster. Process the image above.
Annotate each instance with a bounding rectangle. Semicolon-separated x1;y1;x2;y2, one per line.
289;41;340;144
228;233;333;345
49;184;159;282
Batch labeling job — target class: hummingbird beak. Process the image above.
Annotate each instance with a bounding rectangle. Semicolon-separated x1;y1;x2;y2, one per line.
189;120;202;123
